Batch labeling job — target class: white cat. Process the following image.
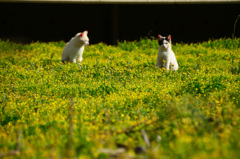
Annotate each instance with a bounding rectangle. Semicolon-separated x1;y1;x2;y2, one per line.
156;35;178;70
61;31;89;63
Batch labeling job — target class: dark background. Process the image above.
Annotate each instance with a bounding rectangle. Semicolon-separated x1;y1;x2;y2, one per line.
0;2;240;44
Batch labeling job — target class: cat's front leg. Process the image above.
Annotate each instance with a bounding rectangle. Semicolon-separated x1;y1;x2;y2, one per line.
156;55;162;68
78;56;83;62
70;58;77;63
156;60;160;68
165;60;170;70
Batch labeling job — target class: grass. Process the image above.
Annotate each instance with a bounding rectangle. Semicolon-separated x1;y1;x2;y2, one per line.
0;37;240;159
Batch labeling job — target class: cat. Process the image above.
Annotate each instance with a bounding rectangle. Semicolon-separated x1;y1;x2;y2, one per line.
61;31;89;63
155;34;178;70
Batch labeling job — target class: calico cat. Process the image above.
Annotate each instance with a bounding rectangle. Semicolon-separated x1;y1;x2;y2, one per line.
156;35;178;70
61;31;89;63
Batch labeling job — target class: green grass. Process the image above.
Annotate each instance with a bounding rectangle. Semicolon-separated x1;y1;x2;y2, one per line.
0;38;240;159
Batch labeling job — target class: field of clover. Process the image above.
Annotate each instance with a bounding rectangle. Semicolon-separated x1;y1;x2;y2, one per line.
0;37;240;159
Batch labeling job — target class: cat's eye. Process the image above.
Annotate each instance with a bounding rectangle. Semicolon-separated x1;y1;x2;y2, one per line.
84;40;89;45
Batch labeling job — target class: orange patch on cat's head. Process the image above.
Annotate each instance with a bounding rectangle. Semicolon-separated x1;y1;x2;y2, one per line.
79;30;88;37
168;35;171;41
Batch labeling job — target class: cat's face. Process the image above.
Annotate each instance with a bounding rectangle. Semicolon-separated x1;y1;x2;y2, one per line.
77;31;89;45
158;35;171;49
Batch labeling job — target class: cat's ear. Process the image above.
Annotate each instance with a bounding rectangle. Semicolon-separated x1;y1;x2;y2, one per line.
168;35;171;41
84;30;88;35
79;32;84;37
79;31;88;37
158;35;162;40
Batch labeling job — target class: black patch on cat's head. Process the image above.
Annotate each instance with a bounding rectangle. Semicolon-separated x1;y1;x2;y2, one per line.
158;36;170;46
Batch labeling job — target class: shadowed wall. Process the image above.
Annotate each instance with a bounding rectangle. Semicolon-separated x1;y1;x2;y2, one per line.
0;3;239;44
